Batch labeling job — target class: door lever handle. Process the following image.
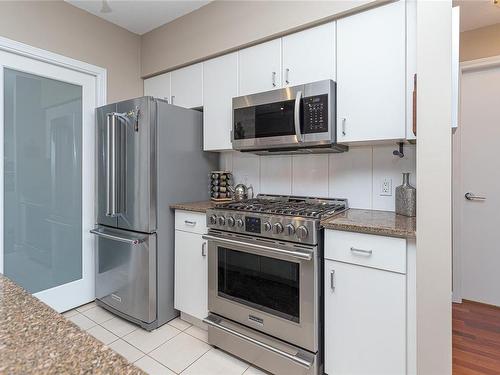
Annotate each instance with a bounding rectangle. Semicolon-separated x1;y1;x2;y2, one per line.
465;192;486;201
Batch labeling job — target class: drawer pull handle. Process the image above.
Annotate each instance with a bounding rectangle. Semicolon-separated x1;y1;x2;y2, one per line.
350;247;373;256
330;269;335;291
184;220;197;226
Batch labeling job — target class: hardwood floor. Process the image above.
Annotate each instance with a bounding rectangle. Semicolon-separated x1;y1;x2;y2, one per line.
453;300;500;374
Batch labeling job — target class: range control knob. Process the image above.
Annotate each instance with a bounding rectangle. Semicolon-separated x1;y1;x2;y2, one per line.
209;215;217;225
285;224;296;236
236;218;244;228
264;222;272;232
272;222;284;234
296;225;309;240
227;217;235;227
217;216;226;226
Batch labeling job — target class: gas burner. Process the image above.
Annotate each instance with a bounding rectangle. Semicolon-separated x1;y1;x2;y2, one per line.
216;194;347;219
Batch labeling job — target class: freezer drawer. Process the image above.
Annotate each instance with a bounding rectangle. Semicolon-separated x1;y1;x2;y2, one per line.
92;226;157;324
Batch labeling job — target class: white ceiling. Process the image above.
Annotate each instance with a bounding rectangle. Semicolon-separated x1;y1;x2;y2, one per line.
66;0;211;35
454;0;500;32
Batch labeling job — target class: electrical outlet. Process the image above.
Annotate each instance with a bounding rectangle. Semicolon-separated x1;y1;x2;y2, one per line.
380;178;392;196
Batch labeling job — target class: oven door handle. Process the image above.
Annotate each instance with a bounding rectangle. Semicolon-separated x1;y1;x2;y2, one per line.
202;234;313;261
203;315;314;369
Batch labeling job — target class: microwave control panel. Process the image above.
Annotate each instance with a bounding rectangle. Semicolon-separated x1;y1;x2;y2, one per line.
303;94;328;133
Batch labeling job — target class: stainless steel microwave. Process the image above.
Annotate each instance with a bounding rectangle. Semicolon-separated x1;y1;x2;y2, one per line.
231;79;347;154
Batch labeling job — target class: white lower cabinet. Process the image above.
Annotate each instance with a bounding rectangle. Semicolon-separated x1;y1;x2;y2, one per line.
324;230;408;375
174;211;208;321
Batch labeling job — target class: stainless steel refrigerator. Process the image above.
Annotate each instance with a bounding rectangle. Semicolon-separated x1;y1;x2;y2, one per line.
91;96;218;330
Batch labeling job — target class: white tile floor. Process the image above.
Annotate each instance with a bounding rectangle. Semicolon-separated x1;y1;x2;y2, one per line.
64;302;268;375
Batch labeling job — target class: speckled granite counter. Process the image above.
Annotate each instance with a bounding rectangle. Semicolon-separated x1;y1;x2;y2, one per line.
170;200;222;213
321;209;416;239
0;274;144;375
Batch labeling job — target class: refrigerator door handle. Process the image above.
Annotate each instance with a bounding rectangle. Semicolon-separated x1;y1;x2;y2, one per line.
106;113;119;217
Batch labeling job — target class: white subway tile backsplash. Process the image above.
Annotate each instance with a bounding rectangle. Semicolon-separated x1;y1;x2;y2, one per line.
372;144;416;211
232;152;260;195
219;144;416;212
219;152;233;172
292;154;329;197
329;146;373;209
260;156;292;195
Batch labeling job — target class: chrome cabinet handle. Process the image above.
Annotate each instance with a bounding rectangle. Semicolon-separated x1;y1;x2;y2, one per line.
285;68;290;85
202;242;207;257
294;90;304;143
341;117;346;136
465;192;486;201
330;269;335;291
184;220;197;226
272;71;277;87
90;229;145;245
350;247;373;256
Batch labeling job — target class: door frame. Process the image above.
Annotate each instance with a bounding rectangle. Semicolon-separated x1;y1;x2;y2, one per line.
0;36;106;307
452;54;500;303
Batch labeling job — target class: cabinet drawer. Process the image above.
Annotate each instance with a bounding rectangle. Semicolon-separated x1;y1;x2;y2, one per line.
175;210;207;234
325;230;406;274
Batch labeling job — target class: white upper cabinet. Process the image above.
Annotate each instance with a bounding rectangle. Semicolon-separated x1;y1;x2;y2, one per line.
144;72;170;102
282;22;336;86
337;0;406;143
238;39;282;96
203;53;238;151
170;63;203;108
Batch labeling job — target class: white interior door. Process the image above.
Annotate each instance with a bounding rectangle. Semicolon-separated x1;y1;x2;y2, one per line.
0;49;97;312
458;63;500;306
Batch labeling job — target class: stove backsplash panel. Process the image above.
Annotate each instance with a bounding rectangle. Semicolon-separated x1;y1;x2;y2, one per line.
219;144;416;212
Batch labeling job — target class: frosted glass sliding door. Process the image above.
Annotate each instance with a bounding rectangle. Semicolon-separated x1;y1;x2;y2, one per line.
4;68;83;293
0;48;97;312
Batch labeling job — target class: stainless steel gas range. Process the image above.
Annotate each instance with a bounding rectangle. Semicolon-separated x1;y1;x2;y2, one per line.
203;194;348;375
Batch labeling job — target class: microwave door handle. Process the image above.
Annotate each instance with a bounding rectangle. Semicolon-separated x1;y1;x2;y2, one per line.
294;90;304;143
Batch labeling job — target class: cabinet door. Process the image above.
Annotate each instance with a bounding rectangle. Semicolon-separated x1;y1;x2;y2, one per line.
174;230;207;320
324;260;406;375
144;73;170;102
337;1;406;142
238;39;282;96
170;63;203;108
282;22;335;86
203;53;238;151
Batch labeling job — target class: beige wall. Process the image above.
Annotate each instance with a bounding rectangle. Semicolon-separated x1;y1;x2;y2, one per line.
460;23;500;62
141;0;384;78
0;1;141;103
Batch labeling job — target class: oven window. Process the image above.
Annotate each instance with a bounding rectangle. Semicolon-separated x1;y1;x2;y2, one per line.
234;99;299;140
217;247;300;323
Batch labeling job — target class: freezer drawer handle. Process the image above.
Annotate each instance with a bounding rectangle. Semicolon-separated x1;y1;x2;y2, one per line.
90;229;145;245
203;316;314;369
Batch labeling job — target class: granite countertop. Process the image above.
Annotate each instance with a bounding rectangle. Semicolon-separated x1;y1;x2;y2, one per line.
321;209;416;239
170;200;221;213
0;274;144;375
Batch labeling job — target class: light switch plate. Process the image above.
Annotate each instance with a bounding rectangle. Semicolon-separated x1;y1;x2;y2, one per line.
380;178;392;196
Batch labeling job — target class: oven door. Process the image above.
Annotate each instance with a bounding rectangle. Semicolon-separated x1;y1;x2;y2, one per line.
232;79;335;151
203;232;319;352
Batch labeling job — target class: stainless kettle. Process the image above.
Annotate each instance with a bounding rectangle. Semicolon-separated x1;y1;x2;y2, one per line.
228;183;254;201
